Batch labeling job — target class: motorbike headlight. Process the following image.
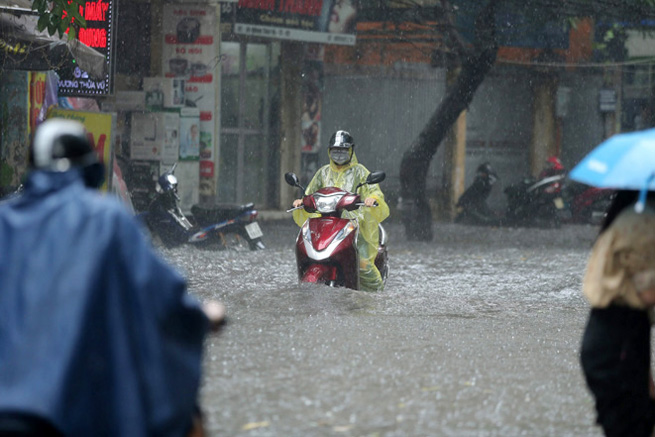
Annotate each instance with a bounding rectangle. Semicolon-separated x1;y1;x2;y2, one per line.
335;221;356;242
314;193;342;213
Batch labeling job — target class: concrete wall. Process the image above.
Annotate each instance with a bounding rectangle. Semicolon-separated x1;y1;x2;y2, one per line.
559;71;606;168
464;66;533;211
321;64;606;215
322;64;534;213
322;67;447;209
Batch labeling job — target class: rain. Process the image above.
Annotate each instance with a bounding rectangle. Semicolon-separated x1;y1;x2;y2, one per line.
2;0;655;436
161;221;603;436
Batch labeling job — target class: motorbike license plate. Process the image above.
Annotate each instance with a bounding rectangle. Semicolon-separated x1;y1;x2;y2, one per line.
553;197;564;209
245;222;263;239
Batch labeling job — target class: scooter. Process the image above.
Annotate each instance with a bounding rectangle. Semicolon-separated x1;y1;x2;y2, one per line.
285;171;388;290
561;181;615;225
503;173;567;228
455;163;502;226
142;163;265;250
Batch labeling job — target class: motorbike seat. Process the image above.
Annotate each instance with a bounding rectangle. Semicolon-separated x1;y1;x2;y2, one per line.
191;202;255;223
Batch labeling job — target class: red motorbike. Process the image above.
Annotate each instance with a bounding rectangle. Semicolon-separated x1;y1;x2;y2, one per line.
562;181;615;225
285;171;388;290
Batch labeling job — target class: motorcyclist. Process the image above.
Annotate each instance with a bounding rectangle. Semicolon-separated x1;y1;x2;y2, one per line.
455;162;499;225
292;130;390;291
0;119;219;436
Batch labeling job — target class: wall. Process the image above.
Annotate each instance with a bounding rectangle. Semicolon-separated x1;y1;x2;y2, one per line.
559;71;606;168
464;65;534;211
322;65;447;211
322;64;536;213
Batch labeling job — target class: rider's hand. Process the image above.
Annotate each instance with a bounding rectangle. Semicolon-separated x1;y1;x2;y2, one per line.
293;198;303;208
203;300;226;331
364;197;377;207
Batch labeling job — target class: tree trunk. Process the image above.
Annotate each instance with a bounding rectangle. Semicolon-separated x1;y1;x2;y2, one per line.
398;0;499;241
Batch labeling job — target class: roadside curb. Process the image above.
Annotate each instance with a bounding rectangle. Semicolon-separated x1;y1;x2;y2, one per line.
258;210;289;222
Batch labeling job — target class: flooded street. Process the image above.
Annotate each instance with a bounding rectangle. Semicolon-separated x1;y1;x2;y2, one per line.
164;221;602;436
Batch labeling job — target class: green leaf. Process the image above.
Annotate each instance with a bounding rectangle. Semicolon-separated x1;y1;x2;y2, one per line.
58;18;69;35
32;0;47;14
37;14;49;32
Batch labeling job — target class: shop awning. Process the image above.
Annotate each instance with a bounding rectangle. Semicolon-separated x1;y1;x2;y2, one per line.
0;0;106;79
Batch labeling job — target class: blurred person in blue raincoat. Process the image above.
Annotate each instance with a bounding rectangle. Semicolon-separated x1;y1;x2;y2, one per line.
0;119;219;436
292;130;390;291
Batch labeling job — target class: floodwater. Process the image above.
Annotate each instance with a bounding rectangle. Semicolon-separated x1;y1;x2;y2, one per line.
163;221;604;437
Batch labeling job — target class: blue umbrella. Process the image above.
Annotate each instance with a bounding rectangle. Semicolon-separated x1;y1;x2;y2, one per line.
570;128;655;212
569;128;655;190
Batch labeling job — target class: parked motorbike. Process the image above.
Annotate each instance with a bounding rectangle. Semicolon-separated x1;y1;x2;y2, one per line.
561;181;615;225
455;163;502;226
503;173;567;228
141;163;265;250
285;171;388;290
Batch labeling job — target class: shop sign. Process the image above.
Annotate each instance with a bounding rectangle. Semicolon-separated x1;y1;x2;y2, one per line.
235;0;357;45
599;89;617;113
58;0;115;97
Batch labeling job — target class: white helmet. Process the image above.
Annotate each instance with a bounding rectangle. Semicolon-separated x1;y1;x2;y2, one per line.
30;119;104;187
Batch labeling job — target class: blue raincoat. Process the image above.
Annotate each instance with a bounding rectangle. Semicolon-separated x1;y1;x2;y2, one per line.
0;170;208;436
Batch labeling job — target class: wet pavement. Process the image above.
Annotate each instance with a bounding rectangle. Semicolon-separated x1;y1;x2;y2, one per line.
162;220;603;436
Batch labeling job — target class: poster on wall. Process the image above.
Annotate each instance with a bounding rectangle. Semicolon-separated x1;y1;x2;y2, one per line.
162;3;218;198
300;45;324;186
179;107;201;160
301;45;323;153
235;0;357;45
47;107;116;192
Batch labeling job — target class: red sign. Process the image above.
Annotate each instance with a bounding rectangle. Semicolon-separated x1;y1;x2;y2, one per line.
200;161;215;178
59;0;115;96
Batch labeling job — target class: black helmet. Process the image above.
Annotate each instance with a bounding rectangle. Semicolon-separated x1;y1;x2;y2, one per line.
328;130;355;150
30;119;105;188
476;162;498;184
476;162;493;175
328;130;355;165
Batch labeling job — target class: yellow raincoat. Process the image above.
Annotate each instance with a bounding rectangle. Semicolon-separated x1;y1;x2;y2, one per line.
292;150;390;291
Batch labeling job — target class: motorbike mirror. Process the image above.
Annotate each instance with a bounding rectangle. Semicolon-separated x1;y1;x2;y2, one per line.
355;171;385;192
366;171;386;185
284;172;305;191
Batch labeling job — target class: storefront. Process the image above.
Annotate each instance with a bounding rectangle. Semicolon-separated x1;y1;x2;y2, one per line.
217;39;279;207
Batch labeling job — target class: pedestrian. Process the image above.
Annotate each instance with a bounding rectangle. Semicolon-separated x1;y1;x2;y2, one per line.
0;119;223;436
580;189;655;437
292;130;389;291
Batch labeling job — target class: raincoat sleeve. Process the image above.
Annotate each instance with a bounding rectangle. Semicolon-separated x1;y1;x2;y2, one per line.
292;169;324;227
360;179;390;224
110;207;209;435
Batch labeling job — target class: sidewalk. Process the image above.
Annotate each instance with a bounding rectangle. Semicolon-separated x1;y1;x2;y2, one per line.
257;209;290;222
